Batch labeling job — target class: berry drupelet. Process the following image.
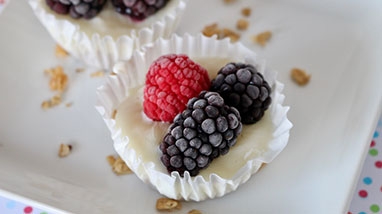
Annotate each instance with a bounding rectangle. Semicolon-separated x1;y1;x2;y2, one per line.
111;0;169;21
46;0;106;19
159;91;242;176
210;62;272;124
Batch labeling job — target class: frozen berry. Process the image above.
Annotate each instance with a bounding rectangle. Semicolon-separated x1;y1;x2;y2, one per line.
159;91;242;176
46;0;106;19
143;54;210;122
211;63;272;124
111;0;169;21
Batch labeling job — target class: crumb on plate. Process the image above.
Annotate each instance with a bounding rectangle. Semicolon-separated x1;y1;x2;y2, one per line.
188;209;202;214
202;23;241;42
55;44;69;58
223;0;237;3
107;155;133;175
236;18;249;30
156;198;182;211
58;143;72;158
291;68;311;86
252;31;272;47
241;7;251;17
45;66;68;92
41;94;62;109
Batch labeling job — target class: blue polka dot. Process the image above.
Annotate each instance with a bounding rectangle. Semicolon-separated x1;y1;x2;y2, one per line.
374;131;379;138
363;177;372;185
359;212;367;214
6;200;16;209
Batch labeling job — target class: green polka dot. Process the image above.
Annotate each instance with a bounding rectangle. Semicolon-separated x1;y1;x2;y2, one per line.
370;204;380;213
369;148;378;156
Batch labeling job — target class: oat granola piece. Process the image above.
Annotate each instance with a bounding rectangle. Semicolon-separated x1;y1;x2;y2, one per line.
236;18;249;30
188;209;202;214
241;7;251;17
45;66;68;92
58;143;72;158
202;23;220;38
252;31;272;47
156;198;182;211
65;102;73;108
55;44;69;58
41;94;62;109
75;68;85;73
107;155;133;175
221;28;241;42
223;0;237;3
291;68;311;86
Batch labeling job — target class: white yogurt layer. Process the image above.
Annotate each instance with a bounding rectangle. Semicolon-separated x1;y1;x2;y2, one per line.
115;57;273;180
38;0;180;38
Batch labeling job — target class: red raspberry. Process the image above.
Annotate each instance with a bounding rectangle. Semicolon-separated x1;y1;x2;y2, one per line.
143;54;210;122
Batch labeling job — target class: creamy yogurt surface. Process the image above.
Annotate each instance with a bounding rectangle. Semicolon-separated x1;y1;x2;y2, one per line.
38;0;179;38
115;57;274;179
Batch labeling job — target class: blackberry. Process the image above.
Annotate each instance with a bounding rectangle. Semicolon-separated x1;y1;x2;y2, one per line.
211;63;272;124
159;91;242;176
111;0;169;21
46;0;106;19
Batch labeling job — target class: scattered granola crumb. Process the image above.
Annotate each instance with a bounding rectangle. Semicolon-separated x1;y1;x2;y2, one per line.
55;44;69;58
252;31;272;47
241;7;251;17
41;94;62;109
58;143;72;158
156;198;182;211
188;209;202;214
223;0;237;3
107;155;133;175
107;155;116;166
236;18;249;31
202;23;220;37
110;71;117;76
45;66;68;92
65;102;73;108
202;23;241;42
291;68;311;86
90;70;105;77
111;109;117;120
75;68;85;73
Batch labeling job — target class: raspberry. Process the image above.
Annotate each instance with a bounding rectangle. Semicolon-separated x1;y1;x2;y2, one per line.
159;91;242;176
143;54;210;122
210;63;272;124
46;0;106;19
111;0;169;21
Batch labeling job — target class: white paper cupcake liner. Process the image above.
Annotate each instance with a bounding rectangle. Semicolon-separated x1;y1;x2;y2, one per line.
96;34;293;201
28;0;187;70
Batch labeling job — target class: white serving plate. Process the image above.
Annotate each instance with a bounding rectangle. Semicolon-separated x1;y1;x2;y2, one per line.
0;0;381;213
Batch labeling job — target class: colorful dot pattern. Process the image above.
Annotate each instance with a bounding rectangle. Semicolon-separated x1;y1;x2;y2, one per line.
348;116;382;214
0;197;49;214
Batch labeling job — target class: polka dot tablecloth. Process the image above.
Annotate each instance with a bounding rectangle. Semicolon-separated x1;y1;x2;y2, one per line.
0;117;380;213
348;116;382;214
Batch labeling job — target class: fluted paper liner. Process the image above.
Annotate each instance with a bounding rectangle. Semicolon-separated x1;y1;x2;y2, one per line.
28;0;187;70
96;34;292;201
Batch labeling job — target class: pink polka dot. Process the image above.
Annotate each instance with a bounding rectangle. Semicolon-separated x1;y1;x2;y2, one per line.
376;161;382;168
348;212;352;214
24;206;33;213
358;190;368;198
380;185;382;192
370;140;376;147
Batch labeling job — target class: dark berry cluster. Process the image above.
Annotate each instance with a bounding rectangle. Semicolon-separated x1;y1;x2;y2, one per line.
159;91;242;176
46;0;106;19
111;0;169;21
211;63;272;124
